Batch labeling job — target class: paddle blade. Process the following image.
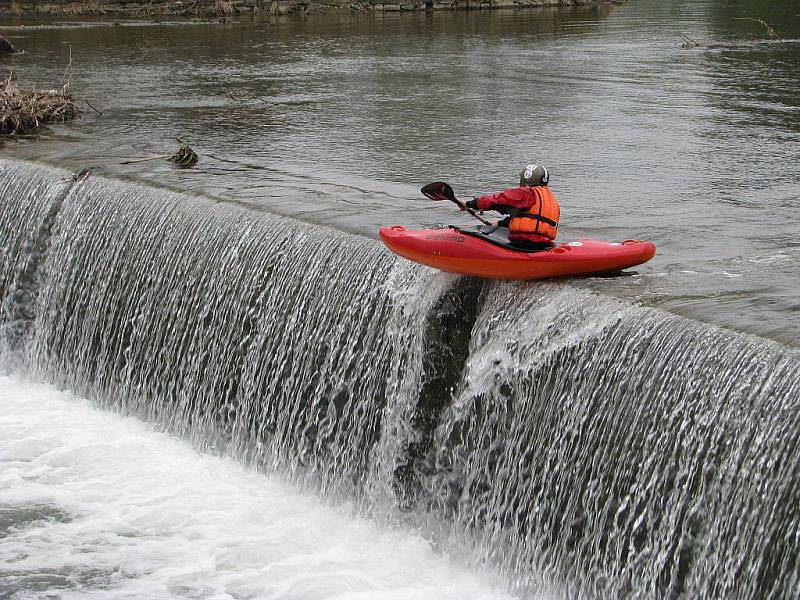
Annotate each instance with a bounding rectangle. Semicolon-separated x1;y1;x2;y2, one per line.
421;181;456;202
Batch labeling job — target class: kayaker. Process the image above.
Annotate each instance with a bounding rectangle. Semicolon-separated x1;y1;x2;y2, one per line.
462;164;560;250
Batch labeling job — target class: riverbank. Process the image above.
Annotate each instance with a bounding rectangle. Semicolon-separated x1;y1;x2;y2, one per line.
0;0;620;17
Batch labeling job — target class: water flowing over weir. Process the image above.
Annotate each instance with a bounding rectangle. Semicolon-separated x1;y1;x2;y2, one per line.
1;157;799;599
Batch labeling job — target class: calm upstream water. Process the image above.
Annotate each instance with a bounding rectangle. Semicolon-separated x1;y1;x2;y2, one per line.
1;1;799;599
2;0;799;344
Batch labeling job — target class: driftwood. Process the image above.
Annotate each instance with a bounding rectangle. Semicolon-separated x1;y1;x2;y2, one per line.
121;140;199;167
1;69;81;136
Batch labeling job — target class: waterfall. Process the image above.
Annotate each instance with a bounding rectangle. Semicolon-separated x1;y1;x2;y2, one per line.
426;285;799;598
1;157;797;599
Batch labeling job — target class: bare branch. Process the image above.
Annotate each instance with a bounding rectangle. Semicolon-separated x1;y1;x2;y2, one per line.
734;17;783;43
85;99;103;115
62;44;73;92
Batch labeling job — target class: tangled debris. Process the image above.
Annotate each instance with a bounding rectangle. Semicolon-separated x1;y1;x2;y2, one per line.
170;143;198;167
1;69;81;136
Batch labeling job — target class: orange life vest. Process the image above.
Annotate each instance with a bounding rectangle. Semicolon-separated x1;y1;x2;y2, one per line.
508;186;560;240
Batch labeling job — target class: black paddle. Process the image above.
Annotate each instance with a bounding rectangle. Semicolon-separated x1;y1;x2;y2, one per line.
420;182;493;226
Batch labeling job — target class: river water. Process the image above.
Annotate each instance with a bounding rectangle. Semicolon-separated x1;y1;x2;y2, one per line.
1;1;799;599
2;0;799;344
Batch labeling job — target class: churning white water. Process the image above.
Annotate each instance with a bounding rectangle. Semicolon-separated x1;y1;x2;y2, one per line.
0;376;515;600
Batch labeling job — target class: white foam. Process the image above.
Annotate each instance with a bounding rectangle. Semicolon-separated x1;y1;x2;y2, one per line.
0;376;514;600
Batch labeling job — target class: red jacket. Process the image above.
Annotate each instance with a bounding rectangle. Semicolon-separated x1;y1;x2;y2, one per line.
475;186;560;243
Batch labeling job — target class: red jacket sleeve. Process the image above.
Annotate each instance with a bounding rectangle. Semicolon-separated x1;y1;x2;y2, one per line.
475;187;536;212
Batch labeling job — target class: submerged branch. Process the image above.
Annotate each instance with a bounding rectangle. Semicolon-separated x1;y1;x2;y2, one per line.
680;33;701;48
0;34;18;54
120;154;173;165
85;98;103;115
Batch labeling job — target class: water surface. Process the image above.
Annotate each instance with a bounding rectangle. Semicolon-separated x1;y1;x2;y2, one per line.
2;1;798;343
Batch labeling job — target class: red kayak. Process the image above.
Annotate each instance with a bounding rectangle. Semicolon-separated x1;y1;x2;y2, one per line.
380;224;656;280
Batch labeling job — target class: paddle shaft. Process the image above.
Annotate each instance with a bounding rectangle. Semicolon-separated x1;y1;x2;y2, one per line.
451;197;493;226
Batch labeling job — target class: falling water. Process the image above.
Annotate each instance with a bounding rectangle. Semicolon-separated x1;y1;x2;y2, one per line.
426;286;799;598
1;158;798;598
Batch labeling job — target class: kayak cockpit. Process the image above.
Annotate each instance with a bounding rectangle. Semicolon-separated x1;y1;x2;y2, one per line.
456;225;553;253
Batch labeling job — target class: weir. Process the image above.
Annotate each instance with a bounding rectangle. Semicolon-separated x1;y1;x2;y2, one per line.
1;157;798;599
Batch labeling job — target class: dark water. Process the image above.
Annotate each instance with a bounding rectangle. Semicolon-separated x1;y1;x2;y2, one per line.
1;0;799;345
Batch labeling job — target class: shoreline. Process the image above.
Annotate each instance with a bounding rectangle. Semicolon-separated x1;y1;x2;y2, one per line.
0;0;621;17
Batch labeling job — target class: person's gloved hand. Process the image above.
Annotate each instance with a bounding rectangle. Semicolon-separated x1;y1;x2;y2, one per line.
464;198;479;211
